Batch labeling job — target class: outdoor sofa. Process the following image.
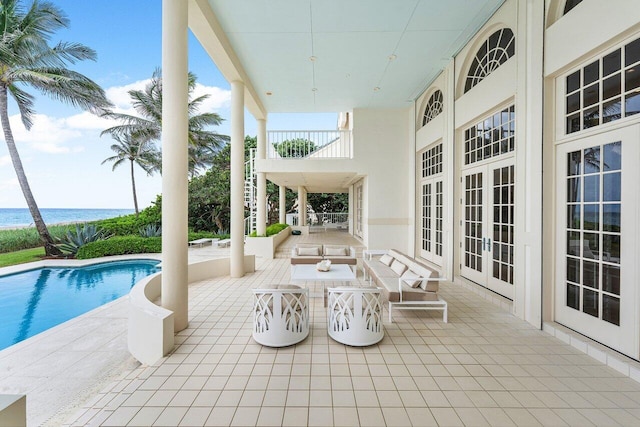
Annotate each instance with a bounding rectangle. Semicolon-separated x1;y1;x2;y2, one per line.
363;249;447;323
290;243;357;270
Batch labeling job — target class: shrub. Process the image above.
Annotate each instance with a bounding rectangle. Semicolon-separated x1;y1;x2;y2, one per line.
77;236;162;259
249;223;288;237
139;224;162;237
95;197;161;236
56;224;111;255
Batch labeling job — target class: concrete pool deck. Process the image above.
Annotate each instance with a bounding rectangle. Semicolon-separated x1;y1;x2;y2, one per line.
0;248;230;426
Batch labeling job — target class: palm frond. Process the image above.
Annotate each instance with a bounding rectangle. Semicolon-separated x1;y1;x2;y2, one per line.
7;83;35;129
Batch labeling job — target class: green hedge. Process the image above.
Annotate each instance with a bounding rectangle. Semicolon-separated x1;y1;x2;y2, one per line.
249;223;288;237
76;232;231;259
77;236;162;259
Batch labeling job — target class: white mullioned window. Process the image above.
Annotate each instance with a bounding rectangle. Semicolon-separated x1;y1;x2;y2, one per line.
464;28;515;93
565;37;640;135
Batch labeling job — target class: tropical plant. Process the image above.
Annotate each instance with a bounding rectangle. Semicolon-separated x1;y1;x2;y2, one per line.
139;223;162;237
101;68;229;176
273;138;316;158
0;0;112;256
56;224;111;255
101;132;158;215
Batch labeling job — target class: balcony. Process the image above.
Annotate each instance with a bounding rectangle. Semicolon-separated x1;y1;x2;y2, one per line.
267;130;352;159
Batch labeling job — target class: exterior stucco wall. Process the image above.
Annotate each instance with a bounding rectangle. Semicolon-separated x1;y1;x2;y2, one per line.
351;108;412;252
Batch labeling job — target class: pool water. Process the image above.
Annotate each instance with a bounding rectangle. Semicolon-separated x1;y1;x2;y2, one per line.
0;259;160;351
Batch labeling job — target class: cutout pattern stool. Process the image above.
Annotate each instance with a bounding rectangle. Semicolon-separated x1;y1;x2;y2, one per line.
327;287;384;346
252;285;309;347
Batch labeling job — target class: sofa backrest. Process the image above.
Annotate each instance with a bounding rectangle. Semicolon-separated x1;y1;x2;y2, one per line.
294;243;323;256
323;244;351;257
388;249;440;292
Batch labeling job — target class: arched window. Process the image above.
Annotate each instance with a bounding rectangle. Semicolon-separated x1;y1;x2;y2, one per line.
464;28;515;93
563;0;583;15
422;90;443;126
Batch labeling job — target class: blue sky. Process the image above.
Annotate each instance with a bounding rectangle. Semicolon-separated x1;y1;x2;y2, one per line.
0;1;336;209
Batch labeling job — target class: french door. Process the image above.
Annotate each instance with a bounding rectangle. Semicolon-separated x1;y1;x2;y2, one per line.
554;127;639;358
460;157;515;299
420;179;443;265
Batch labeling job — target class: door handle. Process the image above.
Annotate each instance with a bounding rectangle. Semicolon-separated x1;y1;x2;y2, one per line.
482;237;491;252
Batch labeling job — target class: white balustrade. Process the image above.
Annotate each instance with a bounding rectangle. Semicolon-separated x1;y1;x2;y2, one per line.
267;130;352;159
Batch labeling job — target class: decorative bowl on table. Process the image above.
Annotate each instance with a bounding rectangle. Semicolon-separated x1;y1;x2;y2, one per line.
316;260;332;272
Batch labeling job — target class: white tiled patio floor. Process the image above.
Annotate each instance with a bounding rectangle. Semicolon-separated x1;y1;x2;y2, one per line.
64;239;640;426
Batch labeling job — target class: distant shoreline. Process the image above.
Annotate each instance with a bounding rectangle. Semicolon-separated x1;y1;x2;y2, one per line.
0;208;134;230
0;221;85;231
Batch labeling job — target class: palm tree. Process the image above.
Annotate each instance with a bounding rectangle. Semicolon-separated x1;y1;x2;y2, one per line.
0;0;112;256
101;133;158;215
101;69;228;176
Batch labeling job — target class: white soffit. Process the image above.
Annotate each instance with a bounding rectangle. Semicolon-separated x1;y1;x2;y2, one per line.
265;171;357;193
206;0;504;112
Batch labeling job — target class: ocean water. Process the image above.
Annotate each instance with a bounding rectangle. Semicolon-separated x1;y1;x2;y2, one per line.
0;208;134;228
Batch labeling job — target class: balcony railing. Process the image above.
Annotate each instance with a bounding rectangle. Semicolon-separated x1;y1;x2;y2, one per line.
286;212;349;228
267;130;352;159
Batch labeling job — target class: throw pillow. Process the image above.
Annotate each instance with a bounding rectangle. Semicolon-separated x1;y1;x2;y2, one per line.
418;269;433;291
325;246;347;256
400;270;422;288
390;260;407;276
379;254;394;266
298;247;319;256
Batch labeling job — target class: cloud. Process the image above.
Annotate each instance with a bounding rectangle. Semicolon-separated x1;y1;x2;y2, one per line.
0;177;18;190
31;142;70;154
65;111;117;131
105;79;150;110
0;155;10;166
105;79;231;115
3;79;231;155
9;114;82;154
193;84;231;112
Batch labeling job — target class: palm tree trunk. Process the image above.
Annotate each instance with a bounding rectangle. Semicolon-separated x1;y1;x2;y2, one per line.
0;85;62;256
130;159;139;215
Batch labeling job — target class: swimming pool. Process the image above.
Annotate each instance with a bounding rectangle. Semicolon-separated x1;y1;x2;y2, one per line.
0;259;160;351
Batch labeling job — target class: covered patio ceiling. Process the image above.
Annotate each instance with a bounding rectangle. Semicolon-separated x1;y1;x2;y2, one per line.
199;0;506;113
266;171;359;193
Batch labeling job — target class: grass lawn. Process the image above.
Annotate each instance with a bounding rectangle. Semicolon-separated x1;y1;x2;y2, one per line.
0;247;45;268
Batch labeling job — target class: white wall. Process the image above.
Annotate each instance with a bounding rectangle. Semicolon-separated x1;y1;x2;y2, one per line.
352;108;411;251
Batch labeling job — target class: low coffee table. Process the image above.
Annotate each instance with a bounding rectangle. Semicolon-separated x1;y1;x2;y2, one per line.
290;264;357;298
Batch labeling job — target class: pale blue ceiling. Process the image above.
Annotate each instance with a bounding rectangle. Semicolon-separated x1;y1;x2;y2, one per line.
208;0;505;112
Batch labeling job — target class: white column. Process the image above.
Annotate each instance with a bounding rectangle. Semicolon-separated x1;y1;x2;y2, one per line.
514;0;544;327
161;0;188;332
256;119;267;235
230;80;245;277
279;185;286;224
297;186;305;226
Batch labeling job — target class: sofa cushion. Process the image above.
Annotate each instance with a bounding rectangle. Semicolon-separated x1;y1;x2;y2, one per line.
324;246;347;256
379;254;394;266
390;260;407;276
298;246;320;256
364;258;397;280
325;255;356;265
376;276;439;303
290;256;323;264
400;270;423;288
